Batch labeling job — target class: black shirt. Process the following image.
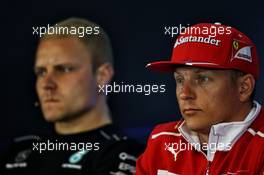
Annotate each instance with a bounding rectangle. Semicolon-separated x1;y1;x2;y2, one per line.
1;124;145;175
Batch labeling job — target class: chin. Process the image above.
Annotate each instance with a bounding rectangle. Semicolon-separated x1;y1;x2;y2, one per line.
43;112;64;123
185;120;211;133
44;117;60;122
186;125;202;132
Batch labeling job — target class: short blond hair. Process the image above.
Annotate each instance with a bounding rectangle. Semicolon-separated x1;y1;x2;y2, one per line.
39;17;114;72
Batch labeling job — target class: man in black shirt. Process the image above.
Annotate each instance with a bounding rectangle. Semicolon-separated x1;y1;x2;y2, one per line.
1;17;144;175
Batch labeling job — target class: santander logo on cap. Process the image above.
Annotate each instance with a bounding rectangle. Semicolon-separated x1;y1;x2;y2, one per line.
146;23;260;80
174;35;222;48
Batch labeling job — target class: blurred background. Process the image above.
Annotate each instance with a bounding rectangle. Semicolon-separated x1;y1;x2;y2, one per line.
1;0;264;153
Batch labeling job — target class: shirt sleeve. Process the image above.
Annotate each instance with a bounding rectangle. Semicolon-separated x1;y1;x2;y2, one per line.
134;152;149;175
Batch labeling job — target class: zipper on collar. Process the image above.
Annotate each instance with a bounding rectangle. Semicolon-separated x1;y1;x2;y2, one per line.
205;161;211;175
179;131;212;174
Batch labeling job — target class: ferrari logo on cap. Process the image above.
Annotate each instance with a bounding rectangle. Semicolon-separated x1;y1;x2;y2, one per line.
233;41;239;50
231;39;252;63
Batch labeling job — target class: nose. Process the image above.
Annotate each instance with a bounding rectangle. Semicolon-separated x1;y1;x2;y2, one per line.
40;73;57;91
178;81;196;100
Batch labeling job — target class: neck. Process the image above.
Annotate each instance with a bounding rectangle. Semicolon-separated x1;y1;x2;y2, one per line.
198;132;209;145
228;101;253;122
55;96;112;135
197;101;253;145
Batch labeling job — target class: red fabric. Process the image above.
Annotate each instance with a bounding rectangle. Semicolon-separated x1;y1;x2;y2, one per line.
135;108;264;175
147;23;260;80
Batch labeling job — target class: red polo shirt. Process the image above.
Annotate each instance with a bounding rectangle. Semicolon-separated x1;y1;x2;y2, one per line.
136;102;264;175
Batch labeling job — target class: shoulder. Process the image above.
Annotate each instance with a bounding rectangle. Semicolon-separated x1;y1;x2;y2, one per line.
96;125;129;142
94;125;145;154
249;107;264;137
1;134;41;169
135;120;184;169
13;135;41;143
149;120;183;140
7;134;41;150
140;120;184;155
89;125;145;174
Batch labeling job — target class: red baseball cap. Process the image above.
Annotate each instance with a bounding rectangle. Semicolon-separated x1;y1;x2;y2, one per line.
146;23;260;80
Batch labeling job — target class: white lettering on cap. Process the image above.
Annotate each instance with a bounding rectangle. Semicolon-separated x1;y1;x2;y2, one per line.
174;36;221;48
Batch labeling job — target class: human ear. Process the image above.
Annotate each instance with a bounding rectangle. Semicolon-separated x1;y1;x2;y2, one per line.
238;74;255;102
95;63;114;87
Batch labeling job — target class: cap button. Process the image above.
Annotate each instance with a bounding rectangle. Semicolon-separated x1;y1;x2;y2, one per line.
214;22;221;25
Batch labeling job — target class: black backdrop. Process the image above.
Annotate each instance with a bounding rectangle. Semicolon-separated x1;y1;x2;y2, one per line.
1;0;264;152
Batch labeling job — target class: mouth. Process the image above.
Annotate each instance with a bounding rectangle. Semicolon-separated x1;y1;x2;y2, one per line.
43;99;60;104
182;108;202;115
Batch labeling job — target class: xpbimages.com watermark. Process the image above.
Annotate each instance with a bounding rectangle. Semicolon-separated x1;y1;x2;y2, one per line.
32;140;100;153
164;23;232;38
98;82;166;95
164;140;231;161
32;24;100;37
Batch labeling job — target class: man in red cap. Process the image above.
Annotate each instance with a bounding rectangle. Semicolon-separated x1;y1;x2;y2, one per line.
135;23;263;174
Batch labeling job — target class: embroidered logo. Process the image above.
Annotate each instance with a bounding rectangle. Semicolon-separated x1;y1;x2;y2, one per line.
164;143;183;162
231;39;253;63
69;150;89;164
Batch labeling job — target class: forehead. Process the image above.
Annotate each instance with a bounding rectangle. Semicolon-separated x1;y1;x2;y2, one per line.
174;66;227;75
35;37;91;66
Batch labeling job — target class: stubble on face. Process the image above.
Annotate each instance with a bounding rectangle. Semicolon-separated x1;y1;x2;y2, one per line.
175;67;240;133
35;37;98;123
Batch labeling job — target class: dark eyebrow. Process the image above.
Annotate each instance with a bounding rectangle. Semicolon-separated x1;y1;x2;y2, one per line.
174;67;208;74
193;68;210;73
34;66;45;72
175;68;212;73
34;62;77;69
173;71;181;76
54;63;77;67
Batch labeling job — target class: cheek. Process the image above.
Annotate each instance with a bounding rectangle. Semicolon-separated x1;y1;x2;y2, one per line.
201;88;225;108
36;80;42;96
202;85;236;116
175;86;182;102
64;73;96;100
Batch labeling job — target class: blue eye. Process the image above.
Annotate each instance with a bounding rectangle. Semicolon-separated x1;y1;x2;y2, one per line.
197;75;209;84
175;77;184;85
35;68;46;77
56;66;74;73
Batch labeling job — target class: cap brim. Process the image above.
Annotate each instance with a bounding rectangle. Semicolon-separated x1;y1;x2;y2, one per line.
146;61;180;72
146;60;229;72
